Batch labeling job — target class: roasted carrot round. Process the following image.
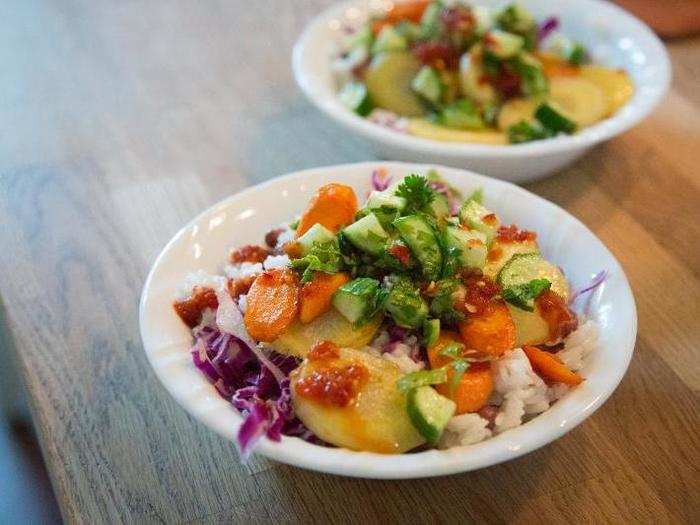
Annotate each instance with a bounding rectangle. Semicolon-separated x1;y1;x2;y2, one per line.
295;183;358;238
244;268;300;342
458;299;516;357
371;0;430;34
427;332;494;414
522;345;583;386
299;272;350;324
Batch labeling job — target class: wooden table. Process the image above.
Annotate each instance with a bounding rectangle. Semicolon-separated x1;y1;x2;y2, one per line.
1;1;698;523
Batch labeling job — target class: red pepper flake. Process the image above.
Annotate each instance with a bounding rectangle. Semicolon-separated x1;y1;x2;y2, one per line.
482;213;499;226
496;225;537;243
412;41;460;70
457;275;501;316
173;287;219;328
265;228;284;248
227;276;255;299
229;245;269;264
441;6;475;33
536;290;578;344
308;340;340;361
486;246;503;263
388;243;411;266
296;362;369;407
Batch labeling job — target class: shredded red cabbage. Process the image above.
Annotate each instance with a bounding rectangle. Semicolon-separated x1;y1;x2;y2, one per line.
538;16;559;42
371;168;392;191
428;180;461;215
570;270;608;303
190;326;316;460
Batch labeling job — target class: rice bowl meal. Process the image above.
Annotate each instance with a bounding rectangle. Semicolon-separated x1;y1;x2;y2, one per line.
172;168;607;458
332;0;634;144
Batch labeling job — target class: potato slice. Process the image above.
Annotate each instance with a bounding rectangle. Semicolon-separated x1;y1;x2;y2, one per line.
268;309;381;358
497;97;539;131
365;51;425;117
548;77;607;127
408;118;507;144
290;347;425;453
579;66;634;116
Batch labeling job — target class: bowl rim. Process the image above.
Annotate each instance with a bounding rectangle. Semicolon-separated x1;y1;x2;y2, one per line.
139;161;637;479
292;0;671;158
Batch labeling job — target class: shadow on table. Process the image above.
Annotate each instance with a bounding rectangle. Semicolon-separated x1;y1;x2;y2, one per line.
0;297;62;524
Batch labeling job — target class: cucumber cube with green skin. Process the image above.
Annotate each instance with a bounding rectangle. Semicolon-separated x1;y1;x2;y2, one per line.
372;26;407;54
426;193;450;221
366;190;407;213
423;318;441;347
443;226;488;271
459;200;500;244
419;1;443;40
535;102;577;134
497;3;536;34
332;277;382;324
339;81;373;116
385;277;428;328
484;30;524;59
437;100;485;130
296;223;336;256
411;66;443;106
406;386;456;444
343;213;390;256
393;215;443;281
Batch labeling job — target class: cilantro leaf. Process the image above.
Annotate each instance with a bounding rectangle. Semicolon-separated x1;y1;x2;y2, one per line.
439;341;465;359
395;174;435;215
289;241;342;283
448;359;470;396
502;278;551;311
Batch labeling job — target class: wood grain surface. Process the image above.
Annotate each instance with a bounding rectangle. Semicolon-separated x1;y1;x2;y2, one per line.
0;1;698;523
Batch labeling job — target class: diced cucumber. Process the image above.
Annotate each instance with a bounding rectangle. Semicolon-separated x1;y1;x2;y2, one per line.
443;225;487;271
393;215;443;281
423;318;440;347
411;66;443;106
372;26;407;54
332;277;382;324
394;21;421;42
483;237;539;279
426;193;450;221
497;3;536;35
508;120;553;144
473;5;493;35
437;99;485;130
343;213;389;256
406;386;456;444
339;81;373;116
365;52;425;117
458;200;500;244
366;190;407;213
296;223;336;255
484;30;524;59
535;102;577;134
419;1;443;40
515;53;549;97
497;253;570;301
385;277;429;328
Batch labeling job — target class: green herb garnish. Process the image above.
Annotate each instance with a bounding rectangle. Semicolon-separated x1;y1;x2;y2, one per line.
290;241;342;283
502;278;551;311
395;174;435;215
397;367;448;393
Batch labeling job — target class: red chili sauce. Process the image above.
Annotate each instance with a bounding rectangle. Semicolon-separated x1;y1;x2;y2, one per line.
459;274;501;315
297;341;369;407
536;290;578;343
496;225;537;243
229;244;269;264
173;287;218;328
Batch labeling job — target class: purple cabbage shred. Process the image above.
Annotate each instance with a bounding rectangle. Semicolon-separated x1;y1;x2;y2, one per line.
570;270;608;303
538;16;559;42
371;169;392;191
190;326;316;460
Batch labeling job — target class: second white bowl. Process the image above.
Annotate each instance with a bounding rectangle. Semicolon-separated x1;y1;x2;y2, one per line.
293;0;670;182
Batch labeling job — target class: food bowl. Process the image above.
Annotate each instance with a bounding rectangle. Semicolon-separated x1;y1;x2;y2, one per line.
292;0;670;182
139;162;637;478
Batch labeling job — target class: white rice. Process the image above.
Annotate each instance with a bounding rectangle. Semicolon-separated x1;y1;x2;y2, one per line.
237;294;248;314
382;346;425;374
556;320;599;372
175;270;226;300
275;225;295;250
224;262;263;280
263;254;290;270
439;413;493;448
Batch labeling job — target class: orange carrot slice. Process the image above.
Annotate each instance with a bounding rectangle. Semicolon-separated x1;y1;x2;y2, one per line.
299;272;350;324
458;299;516;357
244;268;300;342
427;332;494;414
523;345;583;386
295;183;358;238
371;0;430;34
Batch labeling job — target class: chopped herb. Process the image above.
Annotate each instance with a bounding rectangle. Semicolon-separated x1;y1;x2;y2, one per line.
385;276;429;328
429;278;465;324
395;175;435;215
397;367;448;393
290;241;342;283
448;359;470;396
568;42;586;65
465;187;484;205
439;341;465;359
508;120;554;143
502;278;551;311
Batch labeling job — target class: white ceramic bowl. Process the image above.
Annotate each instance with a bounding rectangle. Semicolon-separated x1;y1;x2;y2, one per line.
292;0;670;182
139;162;636;478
